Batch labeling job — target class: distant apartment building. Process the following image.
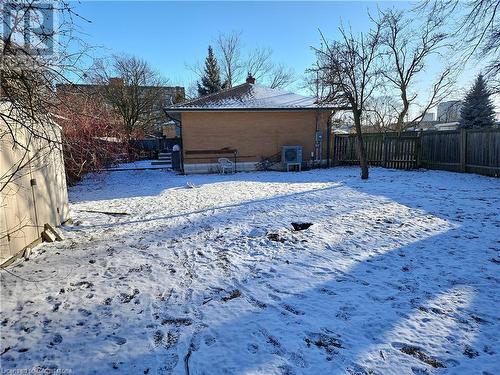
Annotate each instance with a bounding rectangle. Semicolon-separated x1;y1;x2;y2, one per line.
437;100;462;122
422;112;435;121
57;78;185;107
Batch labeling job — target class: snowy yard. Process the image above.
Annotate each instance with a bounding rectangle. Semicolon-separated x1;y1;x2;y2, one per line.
1;167;499;375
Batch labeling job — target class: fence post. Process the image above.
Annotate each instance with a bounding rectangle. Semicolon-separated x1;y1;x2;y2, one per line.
460;128;467;172
415;131;422;169
330;133;336;167
382;134;387;168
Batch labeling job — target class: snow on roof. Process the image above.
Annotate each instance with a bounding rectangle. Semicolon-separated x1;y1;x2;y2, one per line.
167;83;333;111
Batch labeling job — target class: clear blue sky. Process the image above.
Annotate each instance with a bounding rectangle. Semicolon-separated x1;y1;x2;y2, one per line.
72;1;498;111
73;1;411;86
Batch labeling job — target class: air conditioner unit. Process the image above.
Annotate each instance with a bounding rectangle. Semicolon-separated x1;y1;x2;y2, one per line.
282;145;303;166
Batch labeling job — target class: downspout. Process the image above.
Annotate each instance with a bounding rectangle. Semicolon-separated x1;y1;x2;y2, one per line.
314;109;320;168
178;115;184;174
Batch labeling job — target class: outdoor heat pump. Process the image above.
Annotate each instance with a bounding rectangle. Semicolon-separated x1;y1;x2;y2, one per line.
282;145;303;168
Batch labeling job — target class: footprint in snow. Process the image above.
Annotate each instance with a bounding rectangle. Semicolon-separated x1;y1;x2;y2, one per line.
50;334;63;346
278;364;296;375
204;335;216;346
289;351;308;368
155;329;179;350
78;308;92;317
281;303;305;316
108;336;127;345
246;295;267;309
152;330;164;348
157;353;179;374
268;293;281;301
247;343;259;354
411;367;430;375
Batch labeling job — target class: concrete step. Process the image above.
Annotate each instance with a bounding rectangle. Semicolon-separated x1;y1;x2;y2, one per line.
157;152;172;164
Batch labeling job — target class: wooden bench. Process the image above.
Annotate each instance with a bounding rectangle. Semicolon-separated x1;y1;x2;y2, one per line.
185;148;237;156
185;148;238;171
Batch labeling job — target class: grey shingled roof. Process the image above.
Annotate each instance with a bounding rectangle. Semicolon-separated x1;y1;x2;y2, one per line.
167;83;335;111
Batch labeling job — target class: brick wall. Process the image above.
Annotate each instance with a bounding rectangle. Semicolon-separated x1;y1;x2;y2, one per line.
181;111;331;167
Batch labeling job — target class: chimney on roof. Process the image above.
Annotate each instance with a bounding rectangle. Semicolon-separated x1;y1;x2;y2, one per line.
246;73;255;84
108;77;124;86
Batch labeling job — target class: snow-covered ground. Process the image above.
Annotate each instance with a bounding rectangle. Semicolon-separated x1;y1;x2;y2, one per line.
1;167;499;375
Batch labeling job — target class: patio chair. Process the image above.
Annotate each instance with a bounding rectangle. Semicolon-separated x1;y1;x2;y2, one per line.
218;158;235;174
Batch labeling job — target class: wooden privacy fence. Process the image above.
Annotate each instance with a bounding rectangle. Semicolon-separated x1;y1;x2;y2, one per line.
332;128;500;177
131;138;181;153
332;133;420;169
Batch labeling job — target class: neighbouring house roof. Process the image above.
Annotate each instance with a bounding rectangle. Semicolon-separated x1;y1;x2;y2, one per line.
434;122;460;131
333;124;353;134
166;83;338;111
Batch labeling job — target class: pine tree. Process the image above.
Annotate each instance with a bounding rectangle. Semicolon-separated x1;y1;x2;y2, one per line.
197;46;224;96
460;74;496;128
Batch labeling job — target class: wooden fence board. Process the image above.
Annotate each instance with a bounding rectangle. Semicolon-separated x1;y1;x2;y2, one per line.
332;128;500;177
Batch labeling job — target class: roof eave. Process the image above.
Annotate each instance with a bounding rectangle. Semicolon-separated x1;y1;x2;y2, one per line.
165;106;341;113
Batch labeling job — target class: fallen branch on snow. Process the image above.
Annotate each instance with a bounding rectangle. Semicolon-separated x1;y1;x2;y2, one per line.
76;209;129;216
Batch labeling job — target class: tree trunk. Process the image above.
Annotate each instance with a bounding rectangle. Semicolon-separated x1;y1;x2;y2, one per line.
396;85;409;133
353;111;369;179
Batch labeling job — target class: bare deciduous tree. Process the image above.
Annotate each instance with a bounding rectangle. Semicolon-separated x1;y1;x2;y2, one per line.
313;24;382;179
268;64;295;89
216;31;244;88
190;33;296;92
1;0;90;192
245;47;296;89
246;47;273;81
378;9;455;132
89;55;169;138
364;95;400;132
420;0;500;93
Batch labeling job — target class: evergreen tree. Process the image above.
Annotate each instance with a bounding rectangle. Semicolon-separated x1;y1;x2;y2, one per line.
197;46;224;96
460;74;496;128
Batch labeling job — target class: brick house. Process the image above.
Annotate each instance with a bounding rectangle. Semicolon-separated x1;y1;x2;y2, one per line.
166;76;337;174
